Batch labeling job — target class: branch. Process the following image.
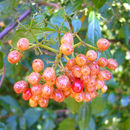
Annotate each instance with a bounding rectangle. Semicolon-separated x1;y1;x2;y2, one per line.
0;66;5;87
38;2;60;9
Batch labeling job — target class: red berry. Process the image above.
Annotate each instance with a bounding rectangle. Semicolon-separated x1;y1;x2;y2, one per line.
81;75;90;86
84;92;92;102
31;95;41;102
32;59;44;72
13;81;28;94
72;65;82;78
53;89;65;102
22;88;32;100
65;69;75;82
75;54;87;66
101;85;108;93
98;70;112;81
60;43;73;55
86;50;97;61
56;75;71;90
87;77;96;88
107;58;118;70
42;67;56;85
31;84;42;96
61;33;73;45
90;91;97;99
89;62;99;75
28;72;41;86
97;57;108;67
97;38;109;51
38;98;48;108
17;38;29;51
87;86;96;92
29;99;37;107
95;80;104;90
74;92;84;102
72;79;83;93
66;58;76;70
41;83;54;98
8;50;21;64
63;88;71;97
81;65;90;76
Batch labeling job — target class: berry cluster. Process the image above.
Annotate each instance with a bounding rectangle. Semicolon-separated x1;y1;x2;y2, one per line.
8;33;118;108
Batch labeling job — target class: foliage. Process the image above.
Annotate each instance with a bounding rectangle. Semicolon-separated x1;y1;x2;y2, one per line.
0;0;130;130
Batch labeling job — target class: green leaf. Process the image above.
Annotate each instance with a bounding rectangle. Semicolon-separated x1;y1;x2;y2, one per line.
121;96;129;107
64;97;83;114
7;116;17;130
102;48;112;59
58;118;75;130
92;0;107;9
85;118;96;130
87;11;101;46
23;108;42;128
0;95;21;112
106;77;118;87
123;23;129;44
72;19;81;32
78;103;91;130
42;119;55;130
19;117;26;130
0;122;7;130
0;51;3;69
113;48;126;65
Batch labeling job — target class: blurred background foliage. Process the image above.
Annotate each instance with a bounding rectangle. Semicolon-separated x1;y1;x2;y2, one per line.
0;0;130;130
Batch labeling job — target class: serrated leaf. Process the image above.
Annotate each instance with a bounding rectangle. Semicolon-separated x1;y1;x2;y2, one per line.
0;51;3;69
92;0;107;9
78;103;91;130
87;11;101;46
23;108;42;128
64;97;83;114
58;118;75;130
72;19;81;32
113;48;126;65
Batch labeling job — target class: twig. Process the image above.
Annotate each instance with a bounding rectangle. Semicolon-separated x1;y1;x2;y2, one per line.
38;2;60;9
0;66;5;87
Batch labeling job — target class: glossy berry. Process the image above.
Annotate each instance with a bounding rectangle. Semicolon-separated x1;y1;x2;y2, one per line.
72;65;82;78
87;86;96;92
74;92;84;102
63;88;71;97
22;88;32;100
31;84;42;96
81;75;90;86
31;95;41;102
38;98;48;108
75;54;87;66
81;65;90;76
17;38;29;51
87;77;96;88
13;81;28;94
97;38;109;51
41;83;54;98
28;72;41;86
72;79;83;93
56;75;71;90
97;57;108;67
65;69;75;82
66;58;76;70
98;70;112;81
89;62;99;75
95;80;104;90
84;92;92;102
32;59;44;72
60;43;73;56
29;99;37;107
42;67;56;85
61;32;73;45
8;50;21;64
86;50;97;61
107;58;118;70
101;85;108;93
53;89;65;102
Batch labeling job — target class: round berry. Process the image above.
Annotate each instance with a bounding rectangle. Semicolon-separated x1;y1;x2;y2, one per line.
86;50;97;61
53;89;65;102
56;75;71;90
17;38;29;51
81;65;90;75
95;80;104;90
41;83;54;98
107;58;118;70
13;81;28;94
63;88;71;97
31;95;41;102
38;98;48;108
32;59;44;72
42;67;56;85
97;57;108;67
87;86;96;92
60;44;73;56
29;99;37;107
81;75;90;86
72;65;82;78
22;88;32;100
72;79;83;93
89;62;99;75
61;33;73;45
65;69;75;82
66;58;76;70
101;85;108;93
90;91;97;99
97;38;109;51
87;77;96;88
31;84;42;96
74;92;84;102
84;92;92;102
98;70;112;81
75;54;87;66
8;50;21;64
28;72;41;86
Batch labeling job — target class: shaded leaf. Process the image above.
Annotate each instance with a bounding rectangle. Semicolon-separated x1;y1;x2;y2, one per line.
19;117;26;130
85;118;96;130
123;23;129;44
92;0;107;9
0;51;3;69
108;93;116;104
0;122;7;130
42;119;55;130
7;116;17;130
121;96;129;107
72;19;81;32
106;77;118;87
